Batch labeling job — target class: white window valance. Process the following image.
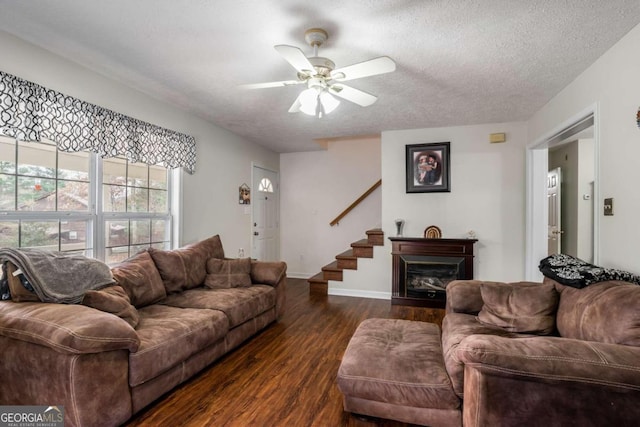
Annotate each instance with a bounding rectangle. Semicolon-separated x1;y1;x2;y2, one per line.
0;70;196;174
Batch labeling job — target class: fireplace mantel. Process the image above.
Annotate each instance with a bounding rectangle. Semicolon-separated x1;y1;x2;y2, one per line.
390;237;477;308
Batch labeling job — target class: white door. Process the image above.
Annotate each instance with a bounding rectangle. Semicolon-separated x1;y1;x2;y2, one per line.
252;165;279;261
547;168;562;255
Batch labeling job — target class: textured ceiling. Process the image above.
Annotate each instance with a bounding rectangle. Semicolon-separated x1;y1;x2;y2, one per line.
0;1;639;152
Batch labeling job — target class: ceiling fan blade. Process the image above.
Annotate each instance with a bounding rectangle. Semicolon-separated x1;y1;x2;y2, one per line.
328;84;378;107
238;80;303;90
331;56;396;81
274;45;315;74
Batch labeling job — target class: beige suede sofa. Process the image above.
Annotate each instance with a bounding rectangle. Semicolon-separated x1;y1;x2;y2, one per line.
0;235;287;427
338;278;640;426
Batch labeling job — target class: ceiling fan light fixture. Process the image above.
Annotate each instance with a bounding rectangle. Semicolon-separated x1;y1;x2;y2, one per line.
298;88;320;116
319;91;340;115
298;88;340;118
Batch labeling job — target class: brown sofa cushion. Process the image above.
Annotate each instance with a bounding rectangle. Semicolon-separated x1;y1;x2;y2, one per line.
129;304;229;386
161;285;276;327
556;281;640;345
82;286;140;328
111;250;166;308
0;301;139;354
4;261;39;302
477;281;558;335
149;234;225;293
205;258;252;289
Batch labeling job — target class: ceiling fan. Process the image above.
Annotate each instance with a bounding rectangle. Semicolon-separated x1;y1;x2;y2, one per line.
240;28;396;118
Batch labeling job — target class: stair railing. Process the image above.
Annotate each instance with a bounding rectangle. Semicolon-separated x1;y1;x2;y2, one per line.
329;179;382;226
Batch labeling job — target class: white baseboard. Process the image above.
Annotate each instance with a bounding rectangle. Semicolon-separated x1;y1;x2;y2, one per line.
327;287;391;300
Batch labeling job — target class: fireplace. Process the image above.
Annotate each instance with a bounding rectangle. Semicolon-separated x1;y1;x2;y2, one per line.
402;255;464;299
390;238;477;308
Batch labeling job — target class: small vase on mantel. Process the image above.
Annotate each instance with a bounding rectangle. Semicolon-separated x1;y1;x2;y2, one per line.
394;219;405;237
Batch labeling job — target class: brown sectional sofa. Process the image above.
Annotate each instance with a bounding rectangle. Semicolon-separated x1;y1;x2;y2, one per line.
0;235;287;427
338;278;640;426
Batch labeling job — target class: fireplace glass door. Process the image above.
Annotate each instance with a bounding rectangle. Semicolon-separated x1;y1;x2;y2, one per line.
400;255;465;300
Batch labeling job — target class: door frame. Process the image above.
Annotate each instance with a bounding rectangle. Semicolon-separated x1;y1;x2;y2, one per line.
251;162;280;260
525;103;600;280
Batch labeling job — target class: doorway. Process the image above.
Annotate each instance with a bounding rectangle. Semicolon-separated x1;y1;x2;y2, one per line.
548;135;595;262
547;167;562;255
251;164;280;261
526;108;599;280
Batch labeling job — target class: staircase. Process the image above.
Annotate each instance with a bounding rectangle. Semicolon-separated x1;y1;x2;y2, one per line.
308;228;384;295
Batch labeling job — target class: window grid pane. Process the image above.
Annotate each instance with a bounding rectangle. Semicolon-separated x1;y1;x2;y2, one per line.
0;174;16;211
0;135;172;261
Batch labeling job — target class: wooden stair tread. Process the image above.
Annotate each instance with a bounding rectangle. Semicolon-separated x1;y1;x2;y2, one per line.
336;249;357;270
321;261;342;272
307;273;327;284
336;249;356;259
366;228;384;245
351;239;373;248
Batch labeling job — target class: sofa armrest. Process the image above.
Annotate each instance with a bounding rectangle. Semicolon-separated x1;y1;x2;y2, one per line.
250;261;287;318
446;280;485;314
458;334;640;426
458;334;640;387
0;301;140;354
250;261;286;286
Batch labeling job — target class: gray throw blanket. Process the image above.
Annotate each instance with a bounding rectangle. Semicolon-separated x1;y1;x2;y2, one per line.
0;248;115;304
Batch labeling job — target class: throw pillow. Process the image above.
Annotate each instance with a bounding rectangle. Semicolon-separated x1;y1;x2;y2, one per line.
149;234;226;293
477;281;559;335
82;285;140;328
111;250;167;308
205;257;252;289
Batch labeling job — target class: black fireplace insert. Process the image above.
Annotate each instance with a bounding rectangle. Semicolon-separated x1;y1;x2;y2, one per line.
400;255;465;300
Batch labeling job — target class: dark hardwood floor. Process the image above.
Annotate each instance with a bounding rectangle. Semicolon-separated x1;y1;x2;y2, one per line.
126;278;445;427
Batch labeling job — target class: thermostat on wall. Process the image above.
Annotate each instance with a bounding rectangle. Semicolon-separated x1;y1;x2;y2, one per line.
604;198;614;216
489;133;506;143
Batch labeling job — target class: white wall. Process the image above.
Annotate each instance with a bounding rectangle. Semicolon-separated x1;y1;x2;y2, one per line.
377;122;529;288
0;31;279;255
280;136;381;278
327;122;528;298
528;23;640;274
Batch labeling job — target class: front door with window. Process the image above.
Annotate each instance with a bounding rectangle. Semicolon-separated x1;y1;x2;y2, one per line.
252;165;279;261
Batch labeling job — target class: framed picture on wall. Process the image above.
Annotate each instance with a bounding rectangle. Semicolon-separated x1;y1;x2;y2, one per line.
406;142;451;193
239;183;251;204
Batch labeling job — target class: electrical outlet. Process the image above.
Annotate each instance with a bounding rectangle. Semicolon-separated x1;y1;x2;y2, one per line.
604;198;614;216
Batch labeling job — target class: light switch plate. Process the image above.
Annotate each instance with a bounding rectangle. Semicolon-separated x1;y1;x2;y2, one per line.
604;198;614;216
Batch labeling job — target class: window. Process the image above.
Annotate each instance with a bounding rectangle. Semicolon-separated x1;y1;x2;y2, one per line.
102;157;171;264
0;135;173;264
258;177;274;193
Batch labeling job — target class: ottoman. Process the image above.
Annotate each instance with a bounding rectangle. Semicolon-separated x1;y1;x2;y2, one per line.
337;318;461;427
